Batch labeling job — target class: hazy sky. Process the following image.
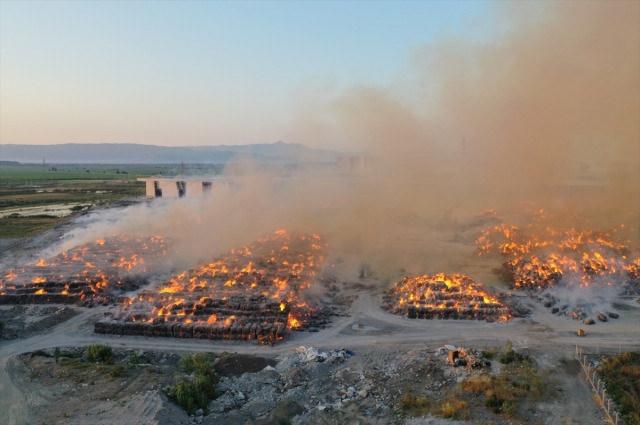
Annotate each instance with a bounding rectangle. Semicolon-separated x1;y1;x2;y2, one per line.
0;0;497;147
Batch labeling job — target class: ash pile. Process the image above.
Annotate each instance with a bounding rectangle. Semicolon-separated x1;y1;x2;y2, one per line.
96;230;333;344
539;292;621;325
476;221;640;322
382;273;511;322
0;236;167;306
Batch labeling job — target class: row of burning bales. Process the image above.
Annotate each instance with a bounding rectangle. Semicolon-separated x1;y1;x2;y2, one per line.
475;223;640;290
1;221;638;342
0;228;514;342
475;221;640;322
383;219;638;323
0;230;333;344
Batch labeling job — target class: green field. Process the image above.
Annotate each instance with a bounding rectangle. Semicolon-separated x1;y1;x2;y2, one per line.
0;163;221;239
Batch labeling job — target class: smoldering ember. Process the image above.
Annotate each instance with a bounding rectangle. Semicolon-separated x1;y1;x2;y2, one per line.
1;1;640;425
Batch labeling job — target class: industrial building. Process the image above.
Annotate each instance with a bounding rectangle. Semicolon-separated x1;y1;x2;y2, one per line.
137;177;223;199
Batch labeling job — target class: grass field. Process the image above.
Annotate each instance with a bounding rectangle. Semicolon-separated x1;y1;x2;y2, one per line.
0;163;221;239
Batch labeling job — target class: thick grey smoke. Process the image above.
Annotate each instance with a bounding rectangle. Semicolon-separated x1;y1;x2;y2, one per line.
59;2;640;278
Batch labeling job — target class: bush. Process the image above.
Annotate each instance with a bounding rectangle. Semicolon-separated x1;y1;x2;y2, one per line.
179;352;216;375
599;352;640;425
461;362;545;417
168;353;219;414
484;391;514;414
461;375;492;393
168;375;217;414
128;351;144;366
498;341;529;364
86;344;113;363
401;392;468;419
400;392;431;416
169;379;207;414
440;398;468;419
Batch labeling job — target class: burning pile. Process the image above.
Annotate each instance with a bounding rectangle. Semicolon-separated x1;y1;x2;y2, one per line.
382;273;510;322
95;230;329;344
476;223;639;291
476;220;640;323
0;236;167;306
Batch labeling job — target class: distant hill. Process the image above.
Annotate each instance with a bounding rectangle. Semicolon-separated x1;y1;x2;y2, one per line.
0;142;342;164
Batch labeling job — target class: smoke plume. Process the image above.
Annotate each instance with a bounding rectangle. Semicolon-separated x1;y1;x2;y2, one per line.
61;2;640;279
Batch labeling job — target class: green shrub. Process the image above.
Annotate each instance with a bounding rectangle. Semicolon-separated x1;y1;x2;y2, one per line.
128;351;144;366
180;353;216;375
169;353;219;414
400;392;432;416
169;379;205;414
86;344;113;363
168;375;217;414
498;341;529;364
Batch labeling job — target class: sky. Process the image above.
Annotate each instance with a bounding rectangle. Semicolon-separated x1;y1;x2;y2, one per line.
0;0;498;147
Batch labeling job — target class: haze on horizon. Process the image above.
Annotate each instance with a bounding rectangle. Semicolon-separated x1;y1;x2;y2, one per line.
0;0;496;148
1;0;638;192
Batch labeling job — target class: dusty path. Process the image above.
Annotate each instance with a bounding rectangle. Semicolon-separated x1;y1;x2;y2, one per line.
0;356;29;425
1;294;638;425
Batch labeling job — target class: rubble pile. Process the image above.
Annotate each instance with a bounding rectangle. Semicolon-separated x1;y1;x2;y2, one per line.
205;346;359;424
382;273;510;322
292;346;354;363
0;236;167;306
96;230;331;344
438;344;492;369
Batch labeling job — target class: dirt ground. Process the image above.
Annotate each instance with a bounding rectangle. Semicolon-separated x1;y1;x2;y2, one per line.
1;211;638;425
0;286;635;425
0;305;79;340
3;341;607;425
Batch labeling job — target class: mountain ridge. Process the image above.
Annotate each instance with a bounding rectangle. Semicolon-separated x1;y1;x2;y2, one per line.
0;142;342;164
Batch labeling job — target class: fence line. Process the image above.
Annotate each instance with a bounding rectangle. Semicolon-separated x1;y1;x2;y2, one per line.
575;345;621;425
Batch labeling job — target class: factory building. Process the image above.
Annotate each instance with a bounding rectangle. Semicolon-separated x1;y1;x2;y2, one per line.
137;177;221;199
